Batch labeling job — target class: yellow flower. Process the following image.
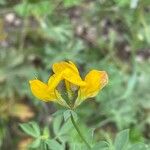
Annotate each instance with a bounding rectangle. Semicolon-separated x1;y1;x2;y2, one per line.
29;61;108;109
29;73;69;107
74;70;108;107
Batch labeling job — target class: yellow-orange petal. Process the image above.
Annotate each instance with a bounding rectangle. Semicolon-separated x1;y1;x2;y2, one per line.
80;70;108;100
29;79;56;102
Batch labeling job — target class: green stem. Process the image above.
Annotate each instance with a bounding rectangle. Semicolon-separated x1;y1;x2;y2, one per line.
70;113;91;149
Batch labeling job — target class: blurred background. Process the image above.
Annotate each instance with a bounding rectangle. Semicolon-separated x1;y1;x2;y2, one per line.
0;0;150;149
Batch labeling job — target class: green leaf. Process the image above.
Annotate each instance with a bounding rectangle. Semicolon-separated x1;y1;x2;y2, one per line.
29;138;41;148
14;0;54;17
42;126;50;139
63;0;82;7
52;109;66;117
63;110;71;121
14;1;28;17
46;139;64;150
128;143;149;150
114;129;129;150
92;141;109;150
0;0;6;5
53;113;73;137
63;110;78;122
70;143;87;150
87;128;95;142
122;73;137;99
19;121;41;138
58;120;73;136
31;1;54;16
70;110;78;122
53;115;63;135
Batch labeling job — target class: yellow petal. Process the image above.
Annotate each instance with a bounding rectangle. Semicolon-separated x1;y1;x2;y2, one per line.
80;70;108;100
63;69;86;86
29;79;56;102
52;61;85;86
52;61;79;74
68;61;79;74
48;73;63;90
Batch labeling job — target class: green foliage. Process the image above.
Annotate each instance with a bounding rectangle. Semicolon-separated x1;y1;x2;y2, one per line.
0;50;35;98
128;143;149;150
114;129;129;150
20;121;41;138
63;0;82;7
20;121;60;149
19;115;73;149
14;0;55;17
20;119;148;150
0;0;5;5
91;141;108;150
0;0;150;149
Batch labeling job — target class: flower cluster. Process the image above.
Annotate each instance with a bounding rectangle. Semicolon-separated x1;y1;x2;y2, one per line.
29;61;108;109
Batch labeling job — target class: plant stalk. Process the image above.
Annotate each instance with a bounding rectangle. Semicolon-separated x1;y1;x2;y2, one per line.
70;113;91;149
